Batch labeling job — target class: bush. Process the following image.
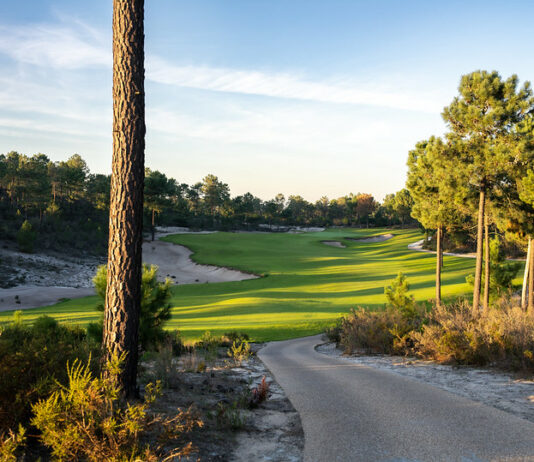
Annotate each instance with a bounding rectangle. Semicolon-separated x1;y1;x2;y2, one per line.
227;340;251;366
0;426;26;461
16;220;36;253
90;264;172;351
338;306;426;355
0;313;98;433
32;355;202;462
385;272;416;318
414;300;534;370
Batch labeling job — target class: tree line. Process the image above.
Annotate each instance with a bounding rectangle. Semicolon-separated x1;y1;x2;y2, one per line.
0;151;416;252
407;70;534;311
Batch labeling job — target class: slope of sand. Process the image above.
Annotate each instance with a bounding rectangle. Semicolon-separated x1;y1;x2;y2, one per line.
142;239;258;284
345;233;394;243
0;231;256;312
321;241;346;248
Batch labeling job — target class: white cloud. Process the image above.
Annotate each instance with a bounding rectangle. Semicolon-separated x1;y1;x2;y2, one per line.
0;18;445;113
147;56;443;113
0;22;110;69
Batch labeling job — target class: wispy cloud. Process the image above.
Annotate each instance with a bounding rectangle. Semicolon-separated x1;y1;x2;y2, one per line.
147;57;442;113
0;21;110;69
0;18;444;113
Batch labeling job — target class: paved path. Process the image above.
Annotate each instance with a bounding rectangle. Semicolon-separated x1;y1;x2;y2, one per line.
258;335;534;462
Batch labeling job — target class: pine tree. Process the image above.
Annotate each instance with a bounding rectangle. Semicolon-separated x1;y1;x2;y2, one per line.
442;71;534;312
103;0;146;397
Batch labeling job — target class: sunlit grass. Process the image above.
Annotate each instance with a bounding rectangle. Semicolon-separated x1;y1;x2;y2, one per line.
0;228;504;341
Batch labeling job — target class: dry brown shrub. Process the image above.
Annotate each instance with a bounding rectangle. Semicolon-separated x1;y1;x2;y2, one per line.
413;300;534;370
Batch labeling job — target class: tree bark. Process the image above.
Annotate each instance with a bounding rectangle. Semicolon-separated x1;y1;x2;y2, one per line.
151;208;155;241
483;214;490;315
103;0;145;398
435;226;442;306
522;237;531;310
529;240;534;312
472;187;485;312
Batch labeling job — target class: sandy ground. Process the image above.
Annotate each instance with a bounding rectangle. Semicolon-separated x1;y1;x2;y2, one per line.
317;342;534;423
143;239;258;284
321;240;346;248
0;227;255;312
346;233;394;243
231;349;304;461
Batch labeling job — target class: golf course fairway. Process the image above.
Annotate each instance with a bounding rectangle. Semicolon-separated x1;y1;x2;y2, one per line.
0;228;479;341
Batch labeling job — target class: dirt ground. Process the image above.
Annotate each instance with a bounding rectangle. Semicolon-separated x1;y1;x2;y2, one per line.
144;345;304;461
317;341;534;423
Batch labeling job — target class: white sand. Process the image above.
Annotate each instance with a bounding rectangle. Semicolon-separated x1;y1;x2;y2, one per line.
321;241;346;248
0;229;256;312
346;233;394;243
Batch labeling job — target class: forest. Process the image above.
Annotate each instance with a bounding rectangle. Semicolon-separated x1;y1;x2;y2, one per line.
0;151;415;254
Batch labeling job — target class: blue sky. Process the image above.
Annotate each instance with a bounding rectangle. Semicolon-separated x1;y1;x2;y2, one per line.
1;0;533;201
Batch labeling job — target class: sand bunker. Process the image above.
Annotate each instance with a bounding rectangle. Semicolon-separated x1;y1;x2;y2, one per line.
0;231;257;312
321;241;346;248
142;240;258;284
345;233;394;243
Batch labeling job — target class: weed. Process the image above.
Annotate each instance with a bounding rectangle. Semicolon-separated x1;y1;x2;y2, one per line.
249;376;270;408
227;340;251;366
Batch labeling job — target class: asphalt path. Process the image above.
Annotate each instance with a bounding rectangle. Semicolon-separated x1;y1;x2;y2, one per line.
258;335;534;462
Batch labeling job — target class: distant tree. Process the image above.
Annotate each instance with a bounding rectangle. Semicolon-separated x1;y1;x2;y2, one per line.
201;174;230;221
393;189;413;229
144;169;175;240
355;193;377;228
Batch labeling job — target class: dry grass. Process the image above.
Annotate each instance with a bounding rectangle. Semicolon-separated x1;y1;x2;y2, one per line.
337;297;534;372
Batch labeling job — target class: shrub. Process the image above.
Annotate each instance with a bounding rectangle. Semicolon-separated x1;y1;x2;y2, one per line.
0;426;26;461
0;313;98;433
16;220;36;253
32;355;202;462
227;340;251;366
385;272;416;318
413;300;534;370
91;264;172;351
338;306;426;355
223;331;250;344
249;376;270;408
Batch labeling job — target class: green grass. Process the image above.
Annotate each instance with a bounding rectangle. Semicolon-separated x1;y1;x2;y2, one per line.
0;228;486;341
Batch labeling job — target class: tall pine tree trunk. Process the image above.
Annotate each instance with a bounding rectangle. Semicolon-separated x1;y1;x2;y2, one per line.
483;214;490;315
522;237;531;310
472;187;485;312
103;0;145;398
435;226;442;306
529;241;534;312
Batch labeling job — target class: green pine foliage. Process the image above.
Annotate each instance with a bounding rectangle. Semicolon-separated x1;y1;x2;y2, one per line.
16;220;37;253
90;264;172;351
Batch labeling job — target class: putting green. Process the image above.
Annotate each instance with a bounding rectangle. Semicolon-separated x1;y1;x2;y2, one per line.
0;228;483;341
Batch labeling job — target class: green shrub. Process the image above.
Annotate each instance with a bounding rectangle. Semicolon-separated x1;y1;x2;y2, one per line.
385;272;416;318
16;220;36;253
0;313;98;433
0;426;26;461
32;355;202;462
227;340;251;366
90;264;172;351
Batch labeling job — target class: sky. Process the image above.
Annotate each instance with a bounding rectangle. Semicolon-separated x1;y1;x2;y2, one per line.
1;0;534;202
